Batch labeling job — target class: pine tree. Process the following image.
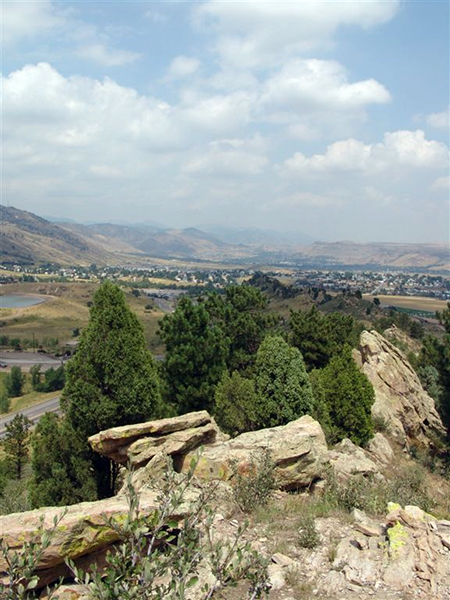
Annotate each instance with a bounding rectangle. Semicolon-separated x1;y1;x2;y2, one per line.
158;296;228;413
4;413;31;479
61;281;164;499
214;371;259;436
30;413;96;508
318;345;374;446
253;336;314;429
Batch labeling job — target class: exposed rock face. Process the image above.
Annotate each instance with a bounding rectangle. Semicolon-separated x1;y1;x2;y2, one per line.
88;411;221;465
179;415;329;491
356;330;445;447
328;438;382;482
0;490;195;588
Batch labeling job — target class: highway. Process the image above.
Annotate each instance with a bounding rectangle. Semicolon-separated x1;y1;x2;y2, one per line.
0;396;61;438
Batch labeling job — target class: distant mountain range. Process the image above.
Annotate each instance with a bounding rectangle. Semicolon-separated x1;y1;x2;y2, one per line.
1;206;449;271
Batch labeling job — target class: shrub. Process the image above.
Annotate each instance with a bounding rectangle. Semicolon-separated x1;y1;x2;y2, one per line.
232;449;276;513
1;455;270;600
297;514;319;549
68;454;271;599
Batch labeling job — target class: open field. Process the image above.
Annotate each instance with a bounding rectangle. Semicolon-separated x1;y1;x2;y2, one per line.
1;281;165;354
363;294;448;313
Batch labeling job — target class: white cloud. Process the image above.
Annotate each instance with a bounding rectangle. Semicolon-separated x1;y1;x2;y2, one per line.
167;56;201;78
195;0;400;68
282;130;449;176
272;192;338;208
1;0;65;46
182;138;268;177
426;107;450;130
76;44;141;67
262;60;390;111
431;176;450;191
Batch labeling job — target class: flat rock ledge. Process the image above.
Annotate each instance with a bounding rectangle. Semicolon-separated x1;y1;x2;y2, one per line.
0;489;196;589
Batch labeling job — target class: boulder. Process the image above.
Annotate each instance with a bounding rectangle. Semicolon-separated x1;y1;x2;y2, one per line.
88;411;218;465
328;438;381;481
178;415;328;491
356;330;445;447
366;432;394;465
0;489;196;588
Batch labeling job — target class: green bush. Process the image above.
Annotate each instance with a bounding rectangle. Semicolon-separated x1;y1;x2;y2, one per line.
297;514;319;549
231;449;276;513
1;455;270;600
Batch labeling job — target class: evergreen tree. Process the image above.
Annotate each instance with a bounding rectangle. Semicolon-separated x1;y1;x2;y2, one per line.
159;296;228;413
205;285;276;373
253;336;314;429
419;302;450;439
5;366;25;397
214;371;259;436
3;413;31;479
61;281;164;499
290;307;356;371
318;345;374;446
30;413;96;508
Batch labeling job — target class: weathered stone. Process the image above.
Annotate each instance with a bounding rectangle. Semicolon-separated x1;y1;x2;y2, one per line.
354;522;381;537
272;552;294;567
328;438;381;481
88;411;212;462
366;432;394;465
179;415;328;491
40;583;89;599
0;489;196;588
126;423;218;467
356;330;445;447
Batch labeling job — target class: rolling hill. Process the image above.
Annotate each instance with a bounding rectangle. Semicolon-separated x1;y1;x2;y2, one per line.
1;205;448;270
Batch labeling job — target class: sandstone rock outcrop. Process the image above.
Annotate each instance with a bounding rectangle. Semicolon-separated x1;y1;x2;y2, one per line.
88;411;221;465
179;415;329;491
356;330;445;447
0;489;196;588
327;438;382;482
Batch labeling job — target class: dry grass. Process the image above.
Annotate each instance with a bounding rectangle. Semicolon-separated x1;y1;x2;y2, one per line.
364;294;448;313
0;282;164;354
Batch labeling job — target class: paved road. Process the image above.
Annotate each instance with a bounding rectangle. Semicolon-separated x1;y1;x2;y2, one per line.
0;396;61;438
0;352;68;372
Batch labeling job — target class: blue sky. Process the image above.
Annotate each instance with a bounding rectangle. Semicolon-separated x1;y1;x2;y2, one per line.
2;0;449;243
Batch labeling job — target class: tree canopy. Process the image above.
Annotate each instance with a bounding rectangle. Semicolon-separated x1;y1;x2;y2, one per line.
158;296;228;413
253;335;314;429
60;281;164;499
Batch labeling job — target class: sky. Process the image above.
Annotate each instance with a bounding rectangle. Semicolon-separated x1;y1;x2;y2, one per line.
2;0;449;243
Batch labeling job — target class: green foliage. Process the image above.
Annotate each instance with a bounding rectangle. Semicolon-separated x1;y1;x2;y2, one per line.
205;285;277;373
3;413;31;479
159;296;228;413
318;346;375;446
30;364;65;393
30;413;97;508
60;281;164;499
0;513;65;599
5;366;25;397
68;455;270;599
308;369;333;442
322;464;435;515
253;336;314;429
30;364;42;391
290;306;356;371
418;305;450;439
0;390;10;414
231;450;276;513
297;514;319;549
214;370;259;436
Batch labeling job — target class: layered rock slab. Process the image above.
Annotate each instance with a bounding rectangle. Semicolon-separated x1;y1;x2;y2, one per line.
88;410;219;465
355;330;445;447
0;490;195;588
179;415;328;490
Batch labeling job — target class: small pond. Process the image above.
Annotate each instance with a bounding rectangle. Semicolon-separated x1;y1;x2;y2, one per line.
0;295;47;309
